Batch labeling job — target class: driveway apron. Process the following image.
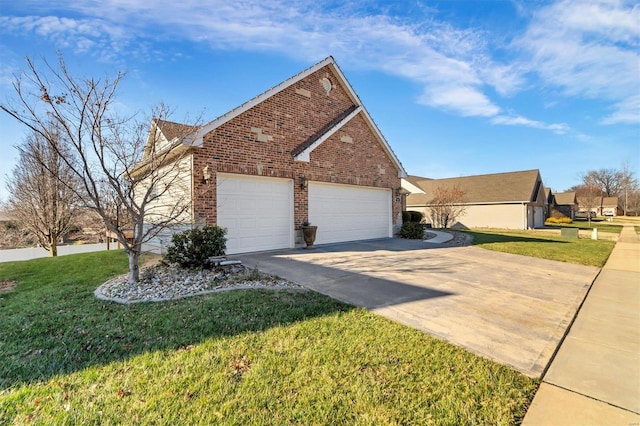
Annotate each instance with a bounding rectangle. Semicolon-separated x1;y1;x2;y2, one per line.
236;238;599;377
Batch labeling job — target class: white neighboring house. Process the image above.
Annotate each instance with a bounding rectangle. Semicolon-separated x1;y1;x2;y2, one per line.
403;169;547;229
132;119;197;254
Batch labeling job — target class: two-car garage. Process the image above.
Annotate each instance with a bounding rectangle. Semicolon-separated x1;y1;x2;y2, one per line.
216;173;392;254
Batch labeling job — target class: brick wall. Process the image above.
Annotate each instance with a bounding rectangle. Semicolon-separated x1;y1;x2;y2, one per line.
192;65;402;229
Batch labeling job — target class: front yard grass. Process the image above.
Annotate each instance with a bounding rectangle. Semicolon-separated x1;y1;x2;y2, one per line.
0;251;536;425
464;229;615;267
544;220;623;234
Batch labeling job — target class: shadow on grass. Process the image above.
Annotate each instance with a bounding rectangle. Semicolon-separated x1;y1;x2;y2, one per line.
462;230;570;245
0;251;354;390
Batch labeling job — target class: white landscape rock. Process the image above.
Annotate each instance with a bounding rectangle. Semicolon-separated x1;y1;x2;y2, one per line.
94;263;304;304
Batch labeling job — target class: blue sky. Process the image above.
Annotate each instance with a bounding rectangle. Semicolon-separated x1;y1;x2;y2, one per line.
0;0;638;202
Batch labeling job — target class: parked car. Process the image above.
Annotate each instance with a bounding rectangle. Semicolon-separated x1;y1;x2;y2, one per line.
604;211;614;216
575;211;596;220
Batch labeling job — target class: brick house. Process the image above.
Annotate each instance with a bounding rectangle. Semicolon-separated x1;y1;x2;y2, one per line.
141;57;407;254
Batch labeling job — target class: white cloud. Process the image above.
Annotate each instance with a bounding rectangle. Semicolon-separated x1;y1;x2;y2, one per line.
5;0;636;132
491;115;569;134
601;94;640;124
515;0;640;122
1;1;511;121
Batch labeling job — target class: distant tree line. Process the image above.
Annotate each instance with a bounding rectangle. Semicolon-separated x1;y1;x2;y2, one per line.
566;164;640;216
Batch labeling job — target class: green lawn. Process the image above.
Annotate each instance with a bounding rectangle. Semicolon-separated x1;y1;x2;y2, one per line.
544;220;623;234
0;251;536;425
464;229;615;267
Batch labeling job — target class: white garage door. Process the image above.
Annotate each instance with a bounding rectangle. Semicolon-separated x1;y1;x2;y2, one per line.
309;182;391;245
217;173;293;254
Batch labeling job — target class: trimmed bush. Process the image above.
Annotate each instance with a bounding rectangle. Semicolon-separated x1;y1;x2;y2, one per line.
398;222;426;239
402;211;424;223
410;211;424;223
402;211;411;224
164;225;227;268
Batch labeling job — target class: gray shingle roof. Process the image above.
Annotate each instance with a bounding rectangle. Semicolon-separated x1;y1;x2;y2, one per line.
553;191;576;205
407;169;542;205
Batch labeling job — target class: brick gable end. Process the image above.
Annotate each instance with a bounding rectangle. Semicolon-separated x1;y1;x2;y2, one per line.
192;65;402;228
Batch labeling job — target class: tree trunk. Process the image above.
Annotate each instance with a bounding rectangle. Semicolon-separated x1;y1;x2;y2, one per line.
127;250;140;284
49;234;58;257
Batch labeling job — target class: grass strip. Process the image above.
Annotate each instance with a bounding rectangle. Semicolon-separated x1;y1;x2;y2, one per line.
465;229;615;267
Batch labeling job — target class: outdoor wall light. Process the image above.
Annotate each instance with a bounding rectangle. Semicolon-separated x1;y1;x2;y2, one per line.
299;176;308;189
396;187;411;196
202;165;211;184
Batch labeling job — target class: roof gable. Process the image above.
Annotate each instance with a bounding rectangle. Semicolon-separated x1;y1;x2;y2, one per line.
192;56;406;178
553;191;576;205
143;119;197;159
406;169;543;205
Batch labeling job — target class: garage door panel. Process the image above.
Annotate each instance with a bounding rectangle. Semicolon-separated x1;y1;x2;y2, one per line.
217;173;293;254
309;182;391;245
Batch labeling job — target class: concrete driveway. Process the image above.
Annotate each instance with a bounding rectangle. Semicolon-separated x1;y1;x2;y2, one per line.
236;238;599;377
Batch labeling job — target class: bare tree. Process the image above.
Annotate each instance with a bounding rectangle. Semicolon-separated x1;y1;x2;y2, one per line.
627;189;640;216
1;55;198;283
577;184;602;225
618;162;638;215
583;168;622;197
429;184;467;229
5;125;78;256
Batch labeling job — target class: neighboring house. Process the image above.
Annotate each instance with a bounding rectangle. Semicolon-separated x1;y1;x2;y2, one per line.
576;196;622;216
551;191;577;219
403;169;546;229
601;197;623;216
0;211;13;227
139;56;407;254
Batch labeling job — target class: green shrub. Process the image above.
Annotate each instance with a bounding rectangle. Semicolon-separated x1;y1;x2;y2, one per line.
410;211;424;223
164;225;227;268
402;211;411;224
398;222;426;239
402;211;424;223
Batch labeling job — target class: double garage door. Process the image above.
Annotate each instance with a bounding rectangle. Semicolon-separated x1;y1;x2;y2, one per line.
309;182;391;245
217;174;391;254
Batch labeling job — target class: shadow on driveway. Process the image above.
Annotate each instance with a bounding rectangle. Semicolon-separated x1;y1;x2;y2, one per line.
236;238;600;378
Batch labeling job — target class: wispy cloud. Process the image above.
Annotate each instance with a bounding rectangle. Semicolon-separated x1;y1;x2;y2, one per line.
514;0;640;123
2;0;637;130
491;115;569;134
601;94;640;125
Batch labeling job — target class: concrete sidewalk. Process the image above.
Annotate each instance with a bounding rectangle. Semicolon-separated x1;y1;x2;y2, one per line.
523;224;640;425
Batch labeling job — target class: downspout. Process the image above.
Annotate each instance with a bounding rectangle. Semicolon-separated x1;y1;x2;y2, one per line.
522;202;527;230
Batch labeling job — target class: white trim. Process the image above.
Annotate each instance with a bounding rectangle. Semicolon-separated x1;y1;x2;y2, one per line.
294;106;362;162
400;179;426;194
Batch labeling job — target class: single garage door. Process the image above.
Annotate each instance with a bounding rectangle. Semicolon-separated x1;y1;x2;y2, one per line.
217;173;293;254
309;181;391;245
